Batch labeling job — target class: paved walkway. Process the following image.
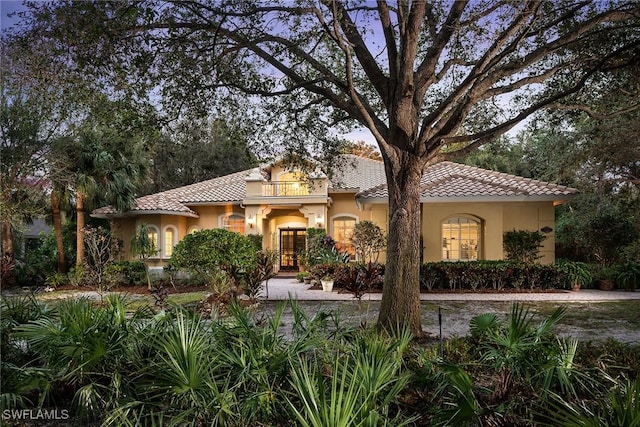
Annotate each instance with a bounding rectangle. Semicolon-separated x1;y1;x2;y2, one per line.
261;277;640;302
4;277;638;303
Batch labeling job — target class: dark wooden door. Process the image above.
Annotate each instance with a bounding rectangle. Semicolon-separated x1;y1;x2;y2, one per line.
280;229;306;271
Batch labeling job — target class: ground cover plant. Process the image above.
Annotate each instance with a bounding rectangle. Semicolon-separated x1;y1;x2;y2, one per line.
2;294;639;426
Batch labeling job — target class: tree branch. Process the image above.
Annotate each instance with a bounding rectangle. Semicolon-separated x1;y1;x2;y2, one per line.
321;0;389;105
377;0;398;94
415;1;467;99
547;102;640;119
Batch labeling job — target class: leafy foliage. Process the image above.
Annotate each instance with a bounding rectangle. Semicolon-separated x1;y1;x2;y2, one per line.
243;249;279;302
287;328;414;427
614;263;640;291
420;261;564;291
503;229;546;264
11;296;153;421
142;118;257;194
556;259;593;290
103;261;147;287
334;262;384;300
2;294;640;426
168;229;256;288
14;225;74;287
305;227;328;268
352;220;386;264
543;378;640;427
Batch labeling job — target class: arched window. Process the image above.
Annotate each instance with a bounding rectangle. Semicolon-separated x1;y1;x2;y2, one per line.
332;216;357;259
442;216;481;261
163;226;178;258
187;226;200;234
220;214;245;235
145;225;160;258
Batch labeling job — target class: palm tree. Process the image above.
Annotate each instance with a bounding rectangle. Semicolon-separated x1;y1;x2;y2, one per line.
72;119;151;266
130;224;158;289
47;135;77;273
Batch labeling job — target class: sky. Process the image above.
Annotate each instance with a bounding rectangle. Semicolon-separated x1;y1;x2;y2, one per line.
0;0;524;149
0;0;379;148
0;0;26;32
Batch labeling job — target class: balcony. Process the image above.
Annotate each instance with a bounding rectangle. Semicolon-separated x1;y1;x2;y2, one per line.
262;181;310;197
244;175;328;206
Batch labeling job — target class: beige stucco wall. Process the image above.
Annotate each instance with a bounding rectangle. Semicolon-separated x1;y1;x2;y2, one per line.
421;201;556;264
503;202;556;264
188;205;243;231
111;218;136;260
126;214;189;267
111;192;557;267
327;193;361;231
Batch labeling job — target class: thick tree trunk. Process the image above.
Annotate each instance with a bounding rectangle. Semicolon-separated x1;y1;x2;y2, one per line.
1;222;16;288
76;191;86;266
377;154;424;336
51;192;66;273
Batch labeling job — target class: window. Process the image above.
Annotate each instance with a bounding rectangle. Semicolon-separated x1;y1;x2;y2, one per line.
442;216;480;261
221;214;245;235
333;216;356;258
163;226;177;258
146;226;159;258
187;226;200;234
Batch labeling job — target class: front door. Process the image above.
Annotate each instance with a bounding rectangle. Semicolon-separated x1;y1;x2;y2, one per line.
280;229;306;271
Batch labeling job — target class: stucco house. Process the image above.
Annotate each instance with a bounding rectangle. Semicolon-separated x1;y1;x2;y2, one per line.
92;155;578;272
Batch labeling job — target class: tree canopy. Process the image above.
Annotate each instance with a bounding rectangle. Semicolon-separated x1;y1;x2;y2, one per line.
143;117;258;194
9;0;640;333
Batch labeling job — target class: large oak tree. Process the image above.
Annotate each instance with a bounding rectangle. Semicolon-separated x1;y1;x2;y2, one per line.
15;0;640;333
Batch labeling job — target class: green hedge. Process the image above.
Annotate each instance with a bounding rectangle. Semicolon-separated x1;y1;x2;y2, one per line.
420;261;564;291
312;260;571;292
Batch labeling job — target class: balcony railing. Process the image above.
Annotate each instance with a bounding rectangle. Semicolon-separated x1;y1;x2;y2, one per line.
262;181;310;197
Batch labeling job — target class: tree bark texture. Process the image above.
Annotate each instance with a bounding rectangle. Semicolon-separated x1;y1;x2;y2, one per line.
51;192;66;273
377;153;424;336
1;222;16;288
76;191;85;266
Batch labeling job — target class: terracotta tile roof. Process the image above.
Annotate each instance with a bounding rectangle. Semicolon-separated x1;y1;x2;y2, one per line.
92;156;577;217
357;161;578;201
329;154;386;191
163;170;247;204
92;170;247;217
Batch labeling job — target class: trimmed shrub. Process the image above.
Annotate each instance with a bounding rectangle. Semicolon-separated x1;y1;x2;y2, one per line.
419;261;564;291
168;228;256;287
503;229;546;263
104;260;147;286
